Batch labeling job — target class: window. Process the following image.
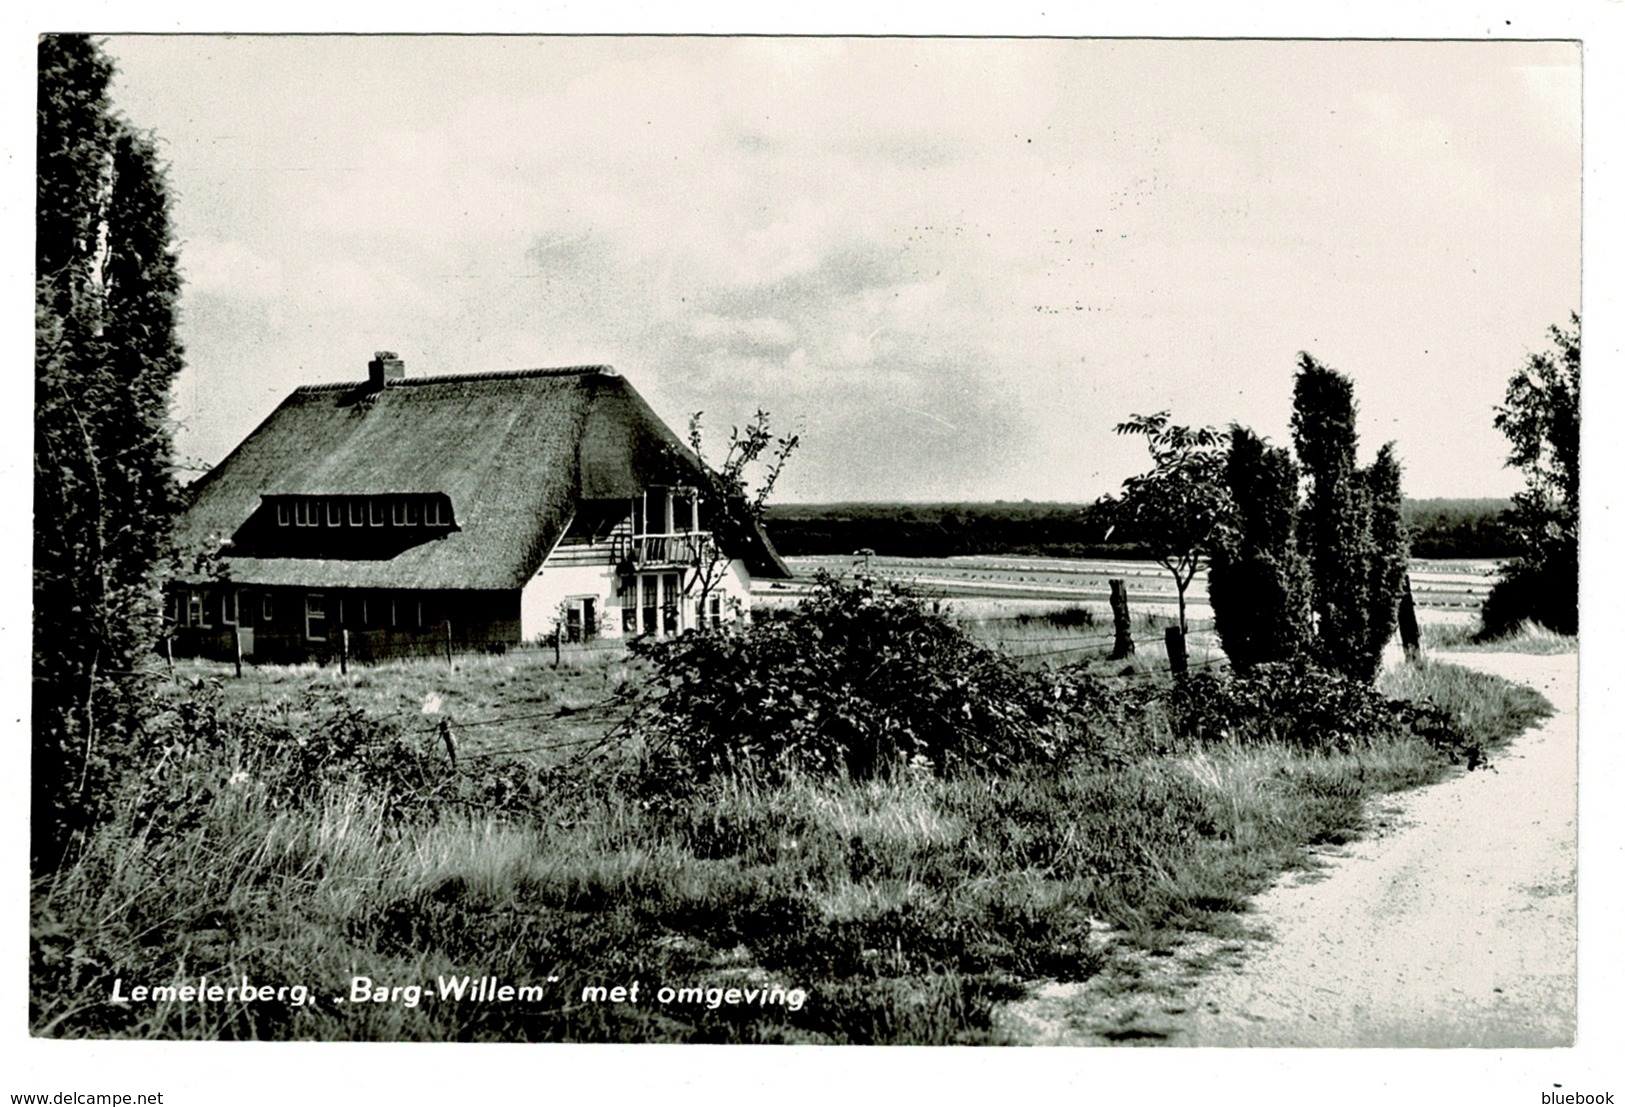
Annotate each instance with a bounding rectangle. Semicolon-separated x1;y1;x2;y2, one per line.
699;592;723;630
276;501;291;527
425;497;451;527
305;593;327;642
392;500;412;526
620;577;638;633
261;594;275;623
221;590;238;626
186;592;203;627
671;492;695;534
563;596;598;643
327;499;344;526
349;498;366;526
640;575;658;636
369;499;386;527
662;573;680;635
294;499;315;526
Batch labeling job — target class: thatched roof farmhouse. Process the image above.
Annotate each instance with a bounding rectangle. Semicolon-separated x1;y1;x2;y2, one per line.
168;354;789;662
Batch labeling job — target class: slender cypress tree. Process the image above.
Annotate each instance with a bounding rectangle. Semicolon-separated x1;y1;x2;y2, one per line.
1360;443;1409;678
1290;354;1405;681
34;35;185;869
1208;426;1312;671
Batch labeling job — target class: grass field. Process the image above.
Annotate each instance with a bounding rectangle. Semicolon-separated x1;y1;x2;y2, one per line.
32;613;1553;1043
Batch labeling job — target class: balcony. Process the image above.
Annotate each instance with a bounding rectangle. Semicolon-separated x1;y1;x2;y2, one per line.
612;531;716;569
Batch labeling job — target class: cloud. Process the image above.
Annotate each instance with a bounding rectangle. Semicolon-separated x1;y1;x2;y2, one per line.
105;36;1580;502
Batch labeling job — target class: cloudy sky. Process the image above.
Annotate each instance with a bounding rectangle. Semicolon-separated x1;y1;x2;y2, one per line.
101;35;1580;503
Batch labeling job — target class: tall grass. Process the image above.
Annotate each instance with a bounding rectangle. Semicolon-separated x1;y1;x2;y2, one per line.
32;646;1552;1043
1422;619;1578;655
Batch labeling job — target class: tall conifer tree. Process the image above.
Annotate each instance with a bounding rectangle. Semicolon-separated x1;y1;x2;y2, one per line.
35;35;184;869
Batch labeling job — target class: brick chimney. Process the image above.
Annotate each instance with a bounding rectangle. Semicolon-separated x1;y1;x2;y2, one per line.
368;351;405;390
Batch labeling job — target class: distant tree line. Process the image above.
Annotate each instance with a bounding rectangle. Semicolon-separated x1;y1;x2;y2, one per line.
764;497;1513;562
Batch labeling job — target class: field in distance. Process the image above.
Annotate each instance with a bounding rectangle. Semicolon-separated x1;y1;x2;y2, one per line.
756;554;1496;626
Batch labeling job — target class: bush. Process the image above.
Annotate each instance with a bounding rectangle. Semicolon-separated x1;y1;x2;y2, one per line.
1158;661;1476;764
1480;545;1578;638
627;575;1105;785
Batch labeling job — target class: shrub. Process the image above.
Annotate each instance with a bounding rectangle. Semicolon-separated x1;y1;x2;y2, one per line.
1157;661;1477;764
1480;545;1578;638
627;575;1105;785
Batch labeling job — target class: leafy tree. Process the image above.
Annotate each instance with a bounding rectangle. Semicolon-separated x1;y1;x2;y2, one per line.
1107;412;1234;634
34;35;185;869
1207;426;1312;670
1481;316;1580;636
1290;354;1407;682
682;409;799;620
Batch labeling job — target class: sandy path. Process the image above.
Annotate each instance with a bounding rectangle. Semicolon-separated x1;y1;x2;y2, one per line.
997;650;1577;1047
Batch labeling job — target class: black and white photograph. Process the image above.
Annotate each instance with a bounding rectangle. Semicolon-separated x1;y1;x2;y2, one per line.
13;11;1622;1105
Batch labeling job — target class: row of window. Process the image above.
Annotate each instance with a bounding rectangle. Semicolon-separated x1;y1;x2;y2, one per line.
607;573;726;637
169;588;429;640
270;495;453;529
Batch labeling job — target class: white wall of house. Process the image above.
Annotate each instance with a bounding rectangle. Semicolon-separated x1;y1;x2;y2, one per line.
518;556;755;643
520;562;619;642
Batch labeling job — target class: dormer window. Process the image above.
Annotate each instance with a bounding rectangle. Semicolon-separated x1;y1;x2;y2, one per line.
249;493;457;553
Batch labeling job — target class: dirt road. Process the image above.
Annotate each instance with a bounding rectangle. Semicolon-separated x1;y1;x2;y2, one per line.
997;650;1578;1047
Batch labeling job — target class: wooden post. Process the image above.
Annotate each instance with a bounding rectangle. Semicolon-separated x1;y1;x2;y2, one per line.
444;620;454;670
340;627;349;675
1164;626;1188;676
438;718;457;772
1398;574;1421;661
232;625;243;678
1108;579;1136;660
553;628;562;669
164;633;175;684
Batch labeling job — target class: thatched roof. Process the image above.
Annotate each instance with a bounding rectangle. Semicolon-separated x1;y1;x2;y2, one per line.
174;365;791;590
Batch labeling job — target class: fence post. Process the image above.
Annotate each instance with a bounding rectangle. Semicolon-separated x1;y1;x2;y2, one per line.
164;633;176;684
554;628;562;669
1164;626;1188;676
438;717;457;772
1108;579;1135;660
340;627;349;675
444;620;454;670
232;625;243;679
1398;574;1421;661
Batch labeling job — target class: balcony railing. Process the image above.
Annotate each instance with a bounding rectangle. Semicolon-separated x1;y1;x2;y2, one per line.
612;531;716;568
